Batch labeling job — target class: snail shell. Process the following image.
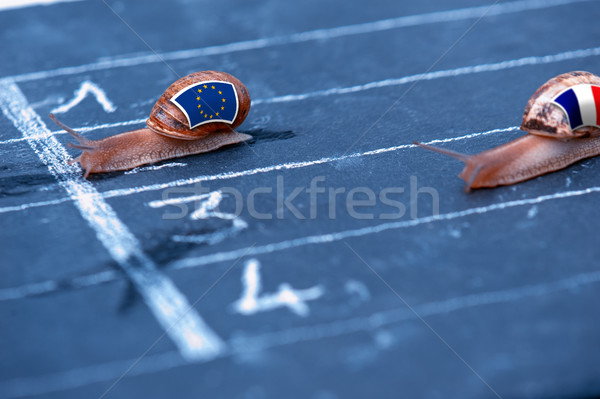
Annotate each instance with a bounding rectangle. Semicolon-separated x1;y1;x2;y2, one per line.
49;71;252;177
521;71;600;139
148;70;251;139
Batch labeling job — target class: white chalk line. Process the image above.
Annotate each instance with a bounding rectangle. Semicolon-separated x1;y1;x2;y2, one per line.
2;43;598;147
0;81;225;361
124;162;187;175
170;186;600;270
3;267;600;398
2;181;597;303
0;118;147;146
0;0;81;11
252;46;600;105
148;192;215;208
99;126;520;199
0;270;119;301
1;0;592;84
0;125;518;216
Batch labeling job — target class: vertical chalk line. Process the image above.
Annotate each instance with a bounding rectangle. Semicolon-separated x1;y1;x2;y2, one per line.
0;79;225;361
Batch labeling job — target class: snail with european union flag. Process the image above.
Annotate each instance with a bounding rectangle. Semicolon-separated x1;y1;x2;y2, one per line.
417;71;600;191
49;71;251;178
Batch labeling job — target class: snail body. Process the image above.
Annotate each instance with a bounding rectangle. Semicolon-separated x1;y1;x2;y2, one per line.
416;71;600;191
50;71;252;178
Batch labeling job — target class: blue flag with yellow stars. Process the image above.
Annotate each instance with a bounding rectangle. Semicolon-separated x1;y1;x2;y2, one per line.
170;81;239;129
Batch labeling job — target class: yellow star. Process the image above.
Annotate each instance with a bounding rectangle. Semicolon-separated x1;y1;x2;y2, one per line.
210;115;213;119
204;114;208;118
222;98;226;102
218;91;222;94
197;104;201;108
197;89;202;93
196;96;200;100
211;85;215;89
221;106;224;110
215;112;219;116
200;110;203;114
203;85;208;88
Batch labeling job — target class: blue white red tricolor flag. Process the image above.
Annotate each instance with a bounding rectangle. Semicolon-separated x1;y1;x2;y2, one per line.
551;84;600;130
170;81;239;129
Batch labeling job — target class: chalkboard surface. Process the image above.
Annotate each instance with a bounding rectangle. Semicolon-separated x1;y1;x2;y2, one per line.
1;0;600;398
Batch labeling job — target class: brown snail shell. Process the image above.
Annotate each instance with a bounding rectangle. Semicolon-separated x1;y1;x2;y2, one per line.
521;71;600;139
49;71;252;178
148;70;252;140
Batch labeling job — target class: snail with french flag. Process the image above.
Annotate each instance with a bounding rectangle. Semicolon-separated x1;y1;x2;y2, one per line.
552;84;600;130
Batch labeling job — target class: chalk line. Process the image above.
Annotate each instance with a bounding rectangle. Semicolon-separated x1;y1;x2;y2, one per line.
0;80;225;361
0;126;518;216
124;162;187;175
1;0;592;83
0;270;120;301
170;186;600;270
252;46;600;105
148;192;215;208
2;42;598;148
0;0;81;11
0;118;147;146
102;126;520;198
2;268;600;398
0;197;71;214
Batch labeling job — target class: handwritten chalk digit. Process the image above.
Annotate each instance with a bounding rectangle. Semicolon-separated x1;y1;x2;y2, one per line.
231;259;324;317
149;190;248;245
51;80;116;114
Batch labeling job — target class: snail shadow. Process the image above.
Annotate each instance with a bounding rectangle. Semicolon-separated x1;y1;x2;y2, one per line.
0;169;61;198
241;128;296;145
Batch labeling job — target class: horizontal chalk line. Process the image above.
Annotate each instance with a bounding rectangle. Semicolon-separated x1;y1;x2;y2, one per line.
170;186;600;270
0;0;590;84
1;43;598;148
0;0;81;12
2;268;600;398
0;126;519;216
1;183;597;302
0;118;147;146
252;46;600;105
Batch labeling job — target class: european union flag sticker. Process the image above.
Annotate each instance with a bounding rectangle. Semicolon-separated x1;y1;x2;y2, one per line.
170;81;239;129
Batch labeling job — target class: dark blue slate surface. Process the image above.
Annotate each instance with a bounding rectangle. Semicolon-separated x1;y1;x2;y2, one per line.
1;0;600;398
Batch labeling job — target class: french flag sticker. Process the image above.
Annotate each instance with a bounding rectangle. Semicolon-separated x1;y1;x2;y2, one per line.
551;84;600;130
